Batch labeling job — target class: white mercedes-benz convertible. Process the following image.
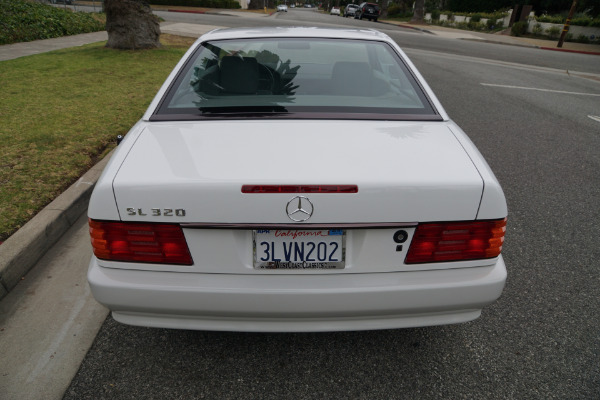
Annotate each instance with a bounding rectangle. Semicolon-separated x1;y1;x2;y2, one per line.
88;27;507;332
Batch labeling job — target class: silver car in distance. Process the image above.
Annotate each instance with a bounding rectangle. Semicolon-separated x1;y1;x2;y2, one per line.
88;27;507;332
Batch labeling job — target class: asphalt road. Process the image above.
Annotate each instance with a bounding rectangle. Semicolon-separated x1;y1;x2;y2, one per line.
158;8;600;75
60;9;599;399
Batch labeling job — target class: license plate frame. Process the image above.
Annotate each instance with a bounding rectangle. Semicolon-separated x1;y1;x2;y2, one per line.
253;229;346;270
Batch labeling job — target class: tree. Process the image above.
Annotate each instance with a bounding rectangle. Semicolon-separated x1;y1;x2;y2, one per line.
379;0;388;18
411;0;425;23
105;0;161;50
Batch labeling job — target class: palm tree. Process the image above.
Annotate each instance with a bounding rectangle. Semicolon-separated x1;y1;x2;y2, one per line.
105;0;161;50
411;0;425;23
380;0;388;18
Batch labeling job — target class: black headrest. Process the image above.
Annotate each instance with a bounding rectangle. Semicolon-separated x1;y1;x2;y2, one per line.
220;56;259;94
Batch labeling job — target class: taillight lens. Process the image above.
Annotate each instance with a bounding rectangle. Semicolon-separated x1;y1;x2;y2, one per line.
405;219;506;264
89;220;193;265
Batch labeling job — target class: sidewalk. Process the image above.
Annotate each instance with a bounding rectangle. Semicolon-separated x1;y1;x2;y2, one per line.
0;31;108;62
0;22;224;62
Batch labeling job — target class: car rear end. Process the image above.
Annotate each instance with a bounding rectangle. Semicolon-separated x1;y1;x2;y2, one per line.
357;2;380;20
344;4;358;17
87;28;507;332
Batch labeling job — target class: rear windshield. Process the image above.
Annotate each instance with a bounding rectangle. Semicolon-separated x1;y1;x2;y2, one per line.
153;38;439;121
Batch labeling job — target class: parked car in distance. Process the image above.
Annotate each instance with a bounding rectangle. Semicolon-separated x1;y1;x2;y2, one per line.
344;3;359;17
303;3;312;7
354;2;380;21
87;27;508;333
330;6;340;15
277;4;288;11
290;3;295;7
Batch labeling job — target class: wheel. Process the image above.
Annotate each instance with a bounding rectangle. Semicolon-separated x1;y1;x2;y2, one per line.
374;18;377;22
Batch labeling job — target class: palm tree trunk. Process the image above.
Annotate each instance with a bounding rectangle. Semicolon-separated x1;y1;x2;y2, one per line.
411;0;425;23
105;0;161;50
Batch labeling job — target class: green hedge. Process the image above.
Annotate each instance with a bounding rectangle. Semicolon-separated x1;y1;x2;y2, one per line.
150;0;241;8
536;14;600;27
387;4;412;18
0;0;105;45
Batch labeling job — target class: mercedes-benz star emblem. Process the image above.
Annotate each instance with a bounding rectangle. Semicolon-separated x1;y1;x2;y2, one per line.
286;196;314;222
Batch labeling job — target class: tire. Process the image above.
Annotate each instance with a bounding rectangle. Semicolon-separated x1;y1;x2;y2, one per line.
374;18;378;22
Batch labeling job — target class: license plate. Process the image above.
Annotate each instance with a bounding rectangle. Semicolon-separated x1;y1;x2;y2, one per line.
253;229;345;269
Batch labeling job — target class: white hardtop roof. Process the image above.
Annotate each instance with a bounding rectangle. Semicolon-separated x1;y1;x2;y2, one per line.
198;26;393;42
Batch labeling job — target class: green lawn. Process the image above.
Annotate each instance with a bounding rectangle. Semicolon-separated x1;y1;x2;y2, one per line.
0;35;196;241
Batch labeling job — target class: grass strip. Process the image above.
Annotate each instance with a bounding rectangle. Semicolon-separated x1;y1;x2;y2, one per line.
0;35;196;242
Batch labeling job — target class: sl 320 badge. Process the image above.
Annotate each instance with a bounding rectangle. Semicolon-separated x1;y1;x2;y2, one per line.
126;208;186;217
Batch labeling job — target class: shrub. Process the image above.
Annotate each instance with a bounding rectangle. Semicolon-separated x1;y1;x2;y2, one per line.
467;20;483;30
536;14;564;24
546;25;561;39
532;23;543;36
470;13;481;23
511;21;527;36
487;19;503;30
387;4;402;17
387;4;410;18
537;14;599;27
570;17;590;26
0;0;105;45
431;9;440;21
149;0;240;8
576;34;590;43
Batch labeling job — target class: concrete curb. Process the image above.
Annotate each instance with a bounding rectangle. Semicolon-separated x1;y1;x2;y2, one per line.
167;9;207;14
540;46;600;56
379;21;434;34
460;37;539;49
0;153;112;301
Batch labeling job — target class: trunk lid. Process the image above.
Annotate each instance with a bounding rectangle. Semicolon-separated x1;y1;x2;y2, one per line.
112;120;483;224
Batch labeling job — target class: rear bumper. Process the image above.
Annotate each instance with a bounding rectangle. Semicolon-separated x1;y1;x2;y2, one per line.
88;256;507;332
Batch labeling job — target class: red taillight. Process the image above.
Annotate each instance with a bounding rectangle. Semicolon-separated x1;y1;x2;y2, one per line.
89;220;193;265
405;219;506;264
242;185;358;194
